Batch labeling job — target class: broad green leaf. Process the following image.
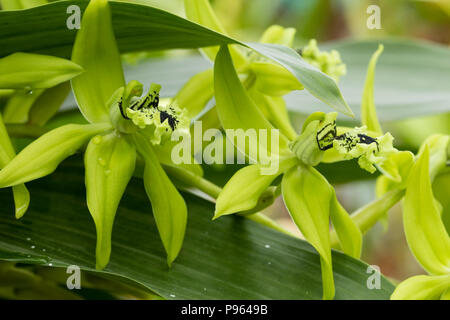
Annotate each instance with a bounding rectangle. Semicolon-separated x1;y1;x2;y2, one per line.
0;0;238;59
28;82;71;126
0;123;111;187
134;134;187;267
361;44;383;134
329;190;362;259
3;89;44;124
71;0;125;123
0;159;395;299
184;0;247;67
85;131;136;269
0;113;29;219
247;42;353;117
172;68;214;119
402;146;450;275
391;275;450;300
0;53;83;90
282;165;334;300
214;45;290;161
215;157;297;218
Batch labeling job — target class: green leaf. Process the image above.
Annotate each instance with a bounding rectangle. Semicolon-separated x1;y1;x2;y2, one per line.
85;131;136;270
391;274;450;300
184;0;247;67
214;45;290;161
71;0;125;124
134;134;187;267
0;53;83;90
402;145;450;275
0;0;238;59
361;44;383;134
0;123;111;187
247;42;353;117
0;159;394;299
215;157;297;218
282;164;334;299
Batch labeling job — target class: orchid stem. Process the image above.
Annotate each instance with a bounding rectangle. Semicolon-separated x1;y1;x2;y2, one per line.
164;166;296;237
330;188;405;248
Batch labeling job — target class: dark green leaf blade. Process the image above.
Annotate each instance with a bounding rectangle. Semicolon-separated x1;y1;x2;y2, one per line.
0;158;394;299
0;0;238;59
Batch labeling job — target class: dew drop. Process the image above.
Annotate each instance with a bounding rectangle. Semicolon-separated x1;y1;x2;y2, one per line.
42;249;46;252
264;244;270;249
169;294;176;298
92;136;102;145
31;245;35;249
98;158;106;166
104;169;111;176
48;263;53;266
26;237;31;241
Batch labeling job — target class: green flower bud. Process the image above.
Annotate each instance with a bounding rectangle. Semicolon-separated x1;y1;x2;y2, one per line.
301;39;346;83
289;112;337;166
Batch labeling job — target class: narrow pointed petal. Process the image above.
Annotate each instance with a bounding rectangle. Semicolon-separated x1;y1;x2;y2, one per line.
282;165;335;300
134;134;187;266
173;68;214;119
329;190;362;259
28;82;71;126
0;53;83;90
214;45;290;160
12;184;30;219
0;123;111;188
71;0;125;123
3;90;44;124
361;45;384;134
403;145;450;275
0;113;30;218
85;132;136;269
215;157;297;218
391;274;450;300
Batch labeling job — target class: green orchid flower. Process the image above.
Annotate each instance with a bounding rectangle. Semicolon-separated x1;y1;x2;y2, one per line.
212;42;407;299
213;44;362;300
0;0;191;269
0;52;84;219
177;0;348;141
391;134;450;300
